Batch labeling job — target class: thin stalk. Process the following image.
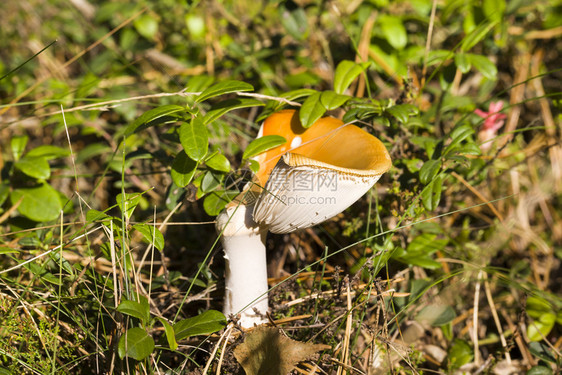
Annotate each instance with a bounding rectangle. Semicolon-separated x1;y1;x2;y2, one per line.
216;204;269;328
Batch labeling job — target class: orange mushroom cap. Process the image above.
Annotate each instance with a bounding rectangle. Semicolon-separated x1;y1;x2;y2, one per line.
254;109;391;188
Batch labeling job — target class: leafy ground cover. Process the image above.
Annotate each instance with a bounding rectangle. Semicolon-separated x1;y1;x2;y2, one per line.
1;0;561;373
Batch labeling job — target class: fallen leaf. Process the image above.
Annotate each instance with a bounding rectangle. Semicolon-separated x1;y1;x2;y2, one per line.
233;327;328;375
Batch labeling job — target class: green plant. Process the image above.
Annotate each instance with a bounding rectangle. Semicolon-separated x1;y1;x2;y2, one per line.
1;0;561;373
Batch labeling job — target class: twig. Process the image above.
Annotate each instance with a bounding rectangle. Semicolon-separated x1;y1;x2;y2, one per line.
337;280;353;375
215;325;233;375
508;25;562;39
530;49;562;192
483;275;511;364
61;105;87;226
329;358;366;375
472;269;483;365
237;91;301;106
47;90;197;116
421;0;438;89
108;221;120;311
7;90;302;128
281;288;404;308
502;311;535;366
354;11;377;97
499;52;531;150
202;324;233;375
0;196;23;224
451;171;505;223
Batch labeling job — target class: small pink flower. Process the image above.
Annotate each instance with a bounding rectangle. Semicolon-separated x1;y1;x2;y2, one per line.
475;101;507;151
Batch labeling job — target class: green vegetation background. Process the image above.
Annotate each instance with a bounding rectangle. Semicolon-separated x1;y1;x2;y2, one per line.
0;0;561;373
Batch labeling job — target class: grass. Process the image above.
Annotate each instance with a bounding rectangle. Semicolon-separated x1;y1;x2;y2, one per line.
1;0;562;374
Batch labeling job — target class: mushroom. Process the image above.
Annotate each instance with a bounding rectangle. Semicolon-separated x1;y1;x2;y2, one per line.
216;109;391;327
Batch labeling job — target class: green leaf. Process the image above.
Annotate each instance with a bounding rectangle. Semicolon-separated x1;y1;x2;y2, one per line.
416;305;456;326
0;246;18;255
174;310;227;340
180;118;208;162
342;101;386;122
26;264;58;284
133;223;165;251
26;145;70;159
426;49;453;66
320;91;350;110
527;313;556;341
286;71;321;88
196;80;253;103
447;339;473;370
380;15;408;50
454;53;471;73
203;190;239;216
125;105;184;136
11;135;28;161
206;153;230;173
529;341;557;364
526;296;552;318
134;14;159;40
76;143;112;164
393;240;442;268
333;60;370;95
421;175;443;211
204;98;264;125
452;124;475;142
243;135;286;160
86;209;111;223
408;279;432;304
299;92;326;128
186;75;215;92
444;124;476;157
527;366;554;375
407;233;448;255
116;192;142;220
0;183;8;206
419;160;442;185
399;254;442;269
386;104;418;123
118;327;155;361
467;54;497;80
461;21;498;52
14;156;50;180
10;184;62;222
26;262;61;285
76;72;100;98
456;143;481;156
171;151;197;188
117;296;150;323
185;14;205;38
281;89;317;101
248;159;260;173
200;171;222;193
280;6;308;40
157;318;178;350
482;0;506;22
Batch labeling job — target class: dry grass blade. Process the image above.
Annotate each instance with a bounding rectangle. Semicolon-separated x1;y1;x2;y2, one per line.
0;225;102;275
421;0;438;88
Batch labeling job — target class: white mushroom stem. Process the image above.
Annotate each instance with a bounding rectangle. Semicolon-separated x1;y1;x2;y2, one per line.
216;203;269;328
